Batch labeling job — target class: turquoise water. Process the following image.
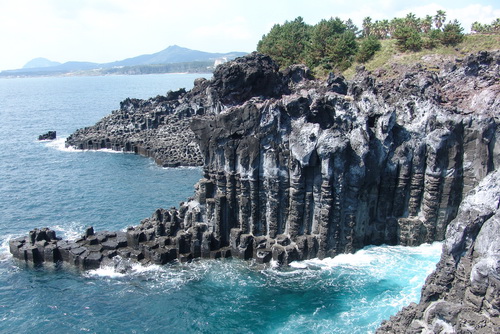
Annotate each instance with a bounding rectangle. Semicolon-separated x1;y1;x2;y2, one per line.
0;74;441;333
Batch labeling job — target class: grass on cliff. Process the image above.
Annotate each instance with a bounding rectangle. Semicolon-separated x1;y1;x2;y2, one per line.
342;34;500;80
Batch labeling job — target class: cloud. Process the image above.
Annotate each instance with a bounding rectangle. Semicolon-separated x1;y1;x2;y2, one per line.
188;17;254;51
0;0;499;70
449;4;500;31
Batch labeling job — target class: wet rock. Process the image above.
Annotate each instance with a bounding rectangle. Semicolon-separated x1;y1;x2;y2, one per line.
38;131;56;140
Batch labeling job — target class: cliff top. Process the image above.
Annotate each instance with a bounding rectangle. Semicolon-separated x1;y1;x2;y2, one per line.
343;34;500;80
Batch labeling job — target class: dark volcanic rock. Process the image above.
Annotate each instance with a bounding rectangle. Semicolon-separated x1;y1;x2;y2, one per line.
38;131;56;140
377;170;500;333
64;52;289;167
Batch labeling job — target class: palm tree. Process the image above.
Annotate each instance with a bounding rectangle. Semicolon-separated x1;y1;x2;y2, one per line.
422;15;433;33
362;17;372;37
380;19;390;39
492;18;500;33
405;13;419;31
434;10;446;30
372;20;383;39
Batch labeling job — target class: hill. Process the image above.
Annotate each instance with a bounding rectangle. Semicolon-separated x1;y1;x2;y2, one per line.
22;57;61;69
0;46;248;77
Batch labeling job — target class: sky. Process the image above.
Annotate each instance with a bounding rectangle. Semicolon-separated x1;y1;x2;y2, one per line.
0;0;499;71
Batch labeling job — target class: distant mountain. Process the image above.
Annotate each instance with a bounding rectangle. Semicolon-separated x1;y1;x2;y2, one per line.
23;57;61;69
1;46;248;77
108;45;247;67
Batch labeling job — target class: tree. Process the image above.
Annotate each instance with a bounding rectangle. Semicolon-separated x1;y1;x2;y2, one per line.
390;17;405;36
307;17;358;71
328;30;358;70
394;26;422;51
441;20;464;46
257;17;311;67
405;13;420;31
357;36;381;63
345;18;359;35
434;10;446;30
362;17;373;37
471;21;484;34
491;18;500;33
380;19;390;39
421;15;433;33
423;29;442;49
471;18;500;34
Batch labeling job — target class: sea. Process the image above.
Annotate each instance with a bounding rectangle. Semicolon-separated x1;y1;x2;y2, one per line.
0;73;442;333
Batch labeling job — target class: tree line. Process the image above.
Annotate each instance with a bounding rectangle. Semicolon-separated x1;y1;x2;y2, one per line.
257;11;498;73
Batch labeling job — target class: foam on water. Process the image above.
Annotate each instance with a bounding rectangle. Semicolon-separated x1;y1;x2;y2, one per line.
52;222;87;241
0;237;12;263
43;137;133;155
42;137;76;152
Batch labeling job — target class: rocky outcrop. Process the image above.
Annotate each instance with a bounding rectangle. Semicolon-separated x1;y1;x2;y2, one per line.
377;169;500;333
65;53;289;167
182;50;499;263
65;89;204;167
38;131;56;140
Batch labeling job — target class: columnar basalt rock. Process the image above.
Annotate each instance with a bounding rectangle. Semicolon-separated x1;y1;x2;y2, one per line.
182;51;499;265
377;170;500;333
65;90;204;167
15;51;500;268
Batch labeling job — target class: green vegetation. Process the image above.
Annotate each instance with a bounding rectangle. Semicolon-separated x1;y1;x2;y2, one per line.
256;11;499;77
256;17;311;67
343;34;500;80
471;18;500;34
357;36;381;63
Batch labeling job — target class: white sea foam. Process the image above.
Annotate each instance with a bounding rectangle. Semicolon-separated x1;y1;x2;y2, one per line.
295;242;442;271
42;137;132;155
161;165;203;171
42;137;77;152
86;266;127;279
0;236;13;262
85;258;164;279
52;222;86;241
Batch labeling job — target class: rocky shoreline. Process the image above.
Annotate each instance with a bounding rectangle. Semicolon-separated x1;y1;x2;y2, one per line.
11;51;500;331
377;170;500;333
65;88;204;167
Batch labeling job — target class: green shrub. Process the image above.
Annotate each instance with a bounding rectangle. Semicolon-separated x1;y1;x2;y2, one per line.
441;20;464;46
357;36;382;63
422;29;442;49
394;26;422;51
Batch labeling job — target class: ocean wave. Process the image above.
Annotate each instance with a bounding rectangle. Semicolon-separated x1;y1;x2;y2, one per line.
0;236;12;263
52;222;86;241
294;242;442;271
161;166;203;171
42;137;77;152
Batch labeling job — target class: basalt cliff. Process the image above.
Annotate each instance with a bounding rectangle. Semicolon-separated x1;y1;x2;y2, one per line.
11;51;500;332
